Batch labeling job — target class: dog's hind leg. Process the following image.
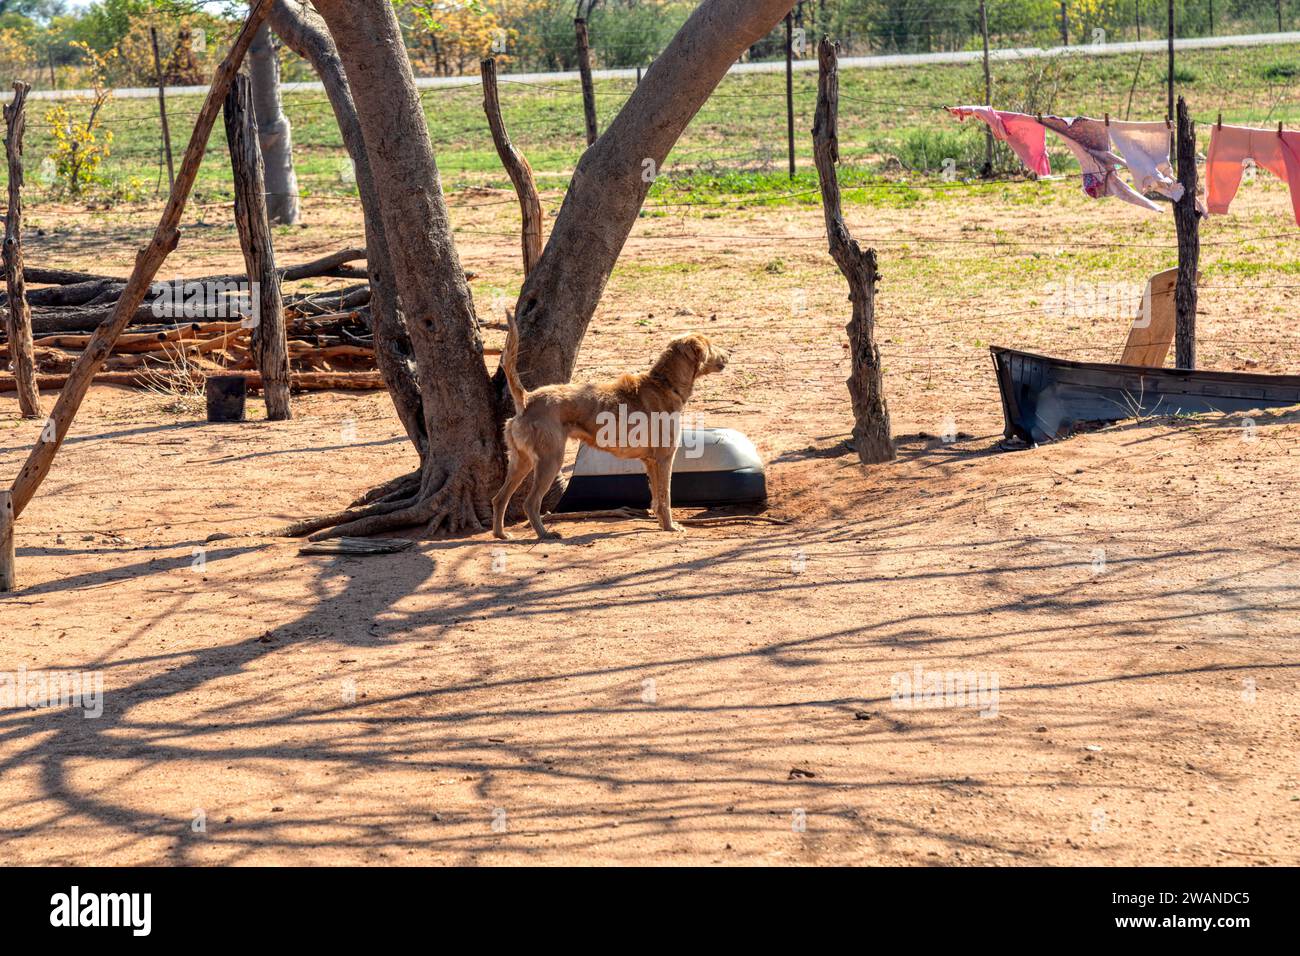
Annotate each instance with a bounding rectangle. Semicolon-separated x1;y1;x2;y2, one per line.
523;437;565;541
491;432;535;540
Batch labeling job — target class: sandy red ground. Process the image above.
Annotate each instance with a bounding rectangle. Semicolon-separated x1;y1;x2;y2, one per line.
1;187;1297;864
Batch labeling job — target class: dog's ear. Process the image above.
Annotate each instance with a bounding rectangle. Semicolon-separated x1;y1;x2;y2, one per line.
672;335;708;371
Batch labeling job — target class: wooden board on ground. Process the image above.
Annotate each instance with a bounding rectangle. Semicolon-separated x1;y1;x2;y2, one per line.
299;537;415;556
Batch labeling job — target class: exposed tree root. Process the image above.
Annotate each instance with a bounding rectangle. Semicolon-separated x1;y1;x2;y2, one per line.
349;469;422;508
277;493;417;538
544;507;789;527
301;469;490;541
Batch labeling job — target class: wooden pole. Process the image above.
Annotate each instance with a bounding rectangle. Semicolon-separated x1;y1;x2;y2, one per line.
812;38;893;465
4;81;41;419
224;69;291;420
1174;96;1199;370
1166;0;1175;127
979;0;992;177
574;17;598;147
1135;0;1142;41
7;0;274;521
1060;1;1069;45
481;58;542;276
1208;0;1214;35
0;490;13;591
785;12;796;180
150;27;175;192
1278;0;1284;32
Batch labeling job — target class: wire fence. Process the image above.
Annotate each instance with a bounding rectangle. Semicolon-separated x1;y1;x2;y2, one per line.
6;17;1299;209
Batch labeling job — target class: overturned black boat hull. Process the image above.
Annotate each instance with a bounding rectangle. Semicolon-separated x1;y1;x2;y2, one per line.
991;347;1300;444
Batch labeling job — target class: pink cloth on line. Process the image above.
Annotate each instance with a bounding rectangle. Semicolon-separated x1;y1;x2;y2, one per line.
947;106;1051;177
1206;124;1300;226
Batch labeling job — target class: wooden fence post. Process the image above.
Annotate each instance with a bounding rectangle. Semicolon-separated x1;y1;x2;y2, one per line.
7;0;274;521
1174;96;1199;370
1060;1;1069;45
0;490;14;591
785;12;796;180
482;57;542;277
575;17;598;146
150;27;176;192
979;0;992;177
4;80;41;419
224;69;291;420
813;38;893;464
1166;0;1175;128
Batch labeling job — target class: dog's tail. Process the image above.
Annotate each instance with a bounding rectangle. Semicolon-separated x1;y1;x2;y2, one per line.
502;308;529;411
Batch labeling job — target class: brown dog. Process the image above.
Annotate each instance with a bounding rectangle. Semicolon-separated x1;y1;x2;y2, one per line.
491;318;728;540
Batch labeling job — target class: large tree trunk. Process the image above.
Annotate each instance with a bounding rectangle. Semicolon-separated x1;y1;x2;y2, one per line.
511;0;796;391
302;0;501;538
269;0;425;456
248;23;301;225
294;0;795;537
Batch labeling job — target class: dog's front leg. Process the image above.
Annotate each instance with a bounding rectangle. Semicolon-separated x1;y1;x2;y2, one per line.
649;453;682;532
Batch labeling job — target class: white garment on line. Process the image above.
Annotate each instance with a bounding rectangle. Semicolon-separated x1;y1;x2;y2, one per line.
1107;120;1184;202
1041;115;1161;212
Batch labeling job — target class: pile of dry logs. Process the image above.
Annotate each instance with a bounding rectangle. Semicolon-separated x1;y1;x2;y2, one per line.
1;248;391;395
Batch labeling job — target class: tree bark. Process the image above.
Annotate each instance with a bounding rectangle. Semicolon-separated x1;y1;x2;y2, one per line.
225;69;292;420
481;57;542;277
812;39;892;464
3;80;41;418
1173;96;1198;370
249;22;301;225
8;0;274;521
309;0;502;538
269;0;424;455
512;0;797;393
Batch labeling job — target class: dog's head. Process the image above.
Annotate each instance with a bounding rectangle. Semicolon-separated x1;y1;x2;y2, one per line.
669;334;729;378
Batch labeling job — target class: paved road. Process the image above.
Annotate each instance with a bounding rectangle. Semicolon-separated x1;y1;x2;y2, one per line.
25;30;1300;101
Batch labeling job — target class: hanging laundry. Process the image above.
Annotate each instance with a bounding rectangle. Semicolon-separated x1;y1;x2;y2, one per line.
1107;120;1184;201
947;106;1051;177
1205;124;1300;226
1041;115;1160;212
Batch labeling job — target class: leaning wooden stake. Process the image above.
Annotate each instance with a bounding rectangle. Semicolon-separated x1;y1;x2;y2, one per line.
7;0;273;521
4;81;42;419
574;17;598;146
481;57;542;276
0;490;14;591
1173;95;1199;370
813;38;894;464
225;68;291;420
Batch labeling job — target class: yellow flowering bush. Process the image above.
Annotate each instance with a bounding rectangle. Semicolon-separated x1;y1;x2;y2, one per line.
43;42;116;197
